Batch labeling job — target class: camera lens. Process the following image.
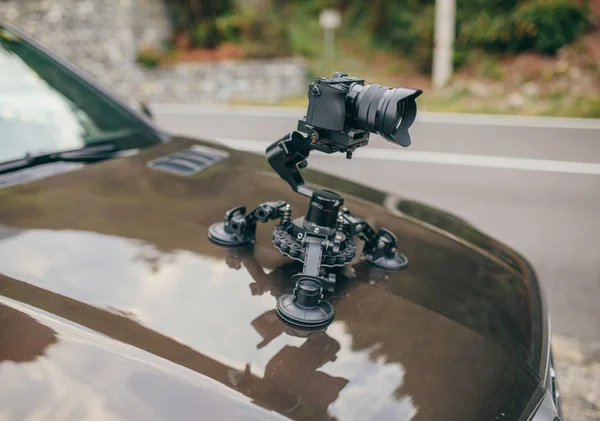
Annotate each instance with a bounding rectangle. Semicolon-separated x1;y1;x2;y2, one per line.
347;83;422;147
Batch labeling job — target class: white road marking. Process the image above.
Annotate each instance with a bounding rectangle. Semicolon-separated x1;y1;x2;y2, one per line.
216;138;600;175
151;103;600;130
417;112;600;129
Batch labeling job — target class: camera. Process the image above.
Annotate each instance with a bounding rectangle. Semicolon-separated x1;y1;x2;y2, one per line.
304;72;422;148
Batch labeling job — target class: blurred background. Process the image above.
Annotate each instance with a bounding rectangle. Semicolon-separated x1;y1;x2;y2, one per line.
2;0;599;113
2;0;599;420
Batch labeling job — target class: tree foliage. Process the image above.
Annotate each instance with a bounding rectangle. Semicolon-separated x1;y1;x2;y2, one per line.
459;0;590;54
343;0;590;71
164;0;292;57
163;0;590;70
164;0;236;48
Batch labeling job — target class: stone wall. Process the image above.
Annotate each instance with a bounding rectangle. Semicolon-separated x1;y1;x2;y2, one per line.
0;0;306;103
138;59;307;103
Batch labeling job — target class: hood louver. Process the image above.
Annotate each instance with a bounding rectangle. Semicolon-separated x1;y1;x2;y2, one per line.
147;145;229;176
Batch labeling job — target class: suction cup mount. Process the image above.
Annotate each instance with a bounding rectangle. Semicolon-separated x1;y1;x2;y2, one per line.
356;226;408;271
208;128;409;327
276;275;334;328
208;202;288;247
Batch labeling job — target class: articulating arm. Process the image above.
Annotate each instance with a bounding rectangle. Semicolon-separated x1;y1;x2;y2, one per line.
340;209;408;271
265;120;370;199
207;201;288;247
266;131;314;198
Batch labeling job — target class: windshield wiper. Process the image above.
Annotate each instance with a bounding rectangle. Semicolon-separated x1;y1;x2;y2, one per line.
0;142;120;175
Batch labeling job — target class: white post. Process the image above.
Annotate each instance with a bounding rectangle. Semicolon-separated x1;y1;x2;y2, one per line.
432;0;456;89
319;9;341;73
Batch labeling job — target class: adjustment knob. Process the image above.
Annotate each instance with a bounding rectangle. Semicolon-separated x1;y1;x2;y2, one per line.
295;279;321;307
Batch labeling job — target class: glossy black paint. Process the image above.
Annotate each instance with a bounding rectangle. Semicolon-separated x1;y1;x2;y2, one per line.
0;137;549;420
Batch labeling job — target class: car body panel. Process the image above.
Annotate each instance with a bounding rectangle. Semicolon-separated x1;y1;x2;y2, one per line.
0;138;547;420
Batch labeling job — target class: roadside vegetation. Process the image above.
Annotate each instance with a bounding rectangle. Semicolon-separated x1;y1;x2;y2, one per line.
137;0;600;117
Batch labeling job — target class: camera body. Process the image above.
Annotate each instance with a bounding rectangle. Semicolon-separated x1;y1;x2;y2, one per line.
306;73;364;131
303;72;422;150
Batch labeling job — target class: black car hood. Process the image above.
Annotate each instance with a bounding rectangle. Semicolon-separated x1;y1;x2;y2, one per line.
0;137;546;421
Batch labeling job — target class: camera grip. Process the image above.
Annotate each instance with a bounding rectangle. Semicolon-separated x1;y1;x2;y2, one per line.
306;83;347;131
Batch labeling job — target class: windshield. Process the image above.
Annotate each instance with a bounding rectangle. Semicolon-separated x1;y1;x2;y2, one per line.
0;26;159;164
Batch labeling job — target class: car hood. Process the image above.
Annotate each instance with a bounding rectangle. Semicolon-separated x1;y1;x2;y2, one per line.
0;137;545;421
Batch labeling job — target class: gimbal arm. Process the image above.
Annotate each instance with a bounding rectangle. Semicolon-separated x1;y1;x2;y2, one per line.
266;131;314;198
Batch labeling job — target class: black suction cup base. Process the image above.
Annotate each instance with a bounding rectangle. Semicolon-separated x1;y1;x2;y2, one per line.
364;252;408;271
208;222;253;247
276;295;334;328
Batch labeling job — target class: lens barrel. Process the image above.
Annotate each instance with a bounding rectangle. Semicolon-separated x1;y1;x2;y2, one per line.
347;83;422;147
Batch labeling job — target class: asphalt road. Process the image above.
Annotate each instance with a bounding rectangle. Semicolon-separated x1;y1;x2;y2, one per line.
152;104;600;344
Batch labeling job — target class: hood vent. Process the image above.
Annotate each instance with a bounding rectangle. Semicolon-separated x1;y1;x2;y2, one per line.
147;145;229;176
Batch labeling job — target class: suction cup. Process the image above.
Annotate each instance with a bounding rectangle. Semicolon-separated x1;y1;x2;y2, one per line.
364;251;408;271
276;276;334;328
208;222;254;247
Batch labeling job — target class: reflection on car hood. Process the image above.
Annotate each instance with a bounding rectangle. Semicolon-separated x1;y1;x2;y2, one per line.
0;138;545;421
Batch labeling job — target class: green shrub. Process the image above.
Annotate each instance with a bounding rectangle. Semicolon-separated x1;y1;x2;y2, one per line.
164;0;292;57
455;0;521;22
364;0;428;55
164;0;236;48
235;8;293;59
289;14;323;58
215;14;242;43
136;49;161;69
343;0;590;74
412;4;436;73
514;0;589;54
192;24;210;47
161;0;591;68
459;0;589;54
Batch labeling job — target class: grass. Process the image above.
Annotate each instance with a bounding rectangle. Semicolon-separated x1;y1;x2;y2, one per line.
422;92;600;117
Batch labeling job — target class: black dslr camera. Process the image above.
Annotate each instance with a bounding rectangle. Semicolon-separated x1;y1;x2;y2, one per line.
302;72;422;154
